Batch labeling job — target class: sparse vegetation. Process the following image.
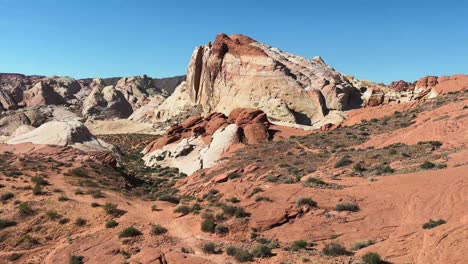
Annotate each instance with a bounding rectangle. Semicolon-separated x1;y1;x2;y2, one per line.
174;205;191;215
201;218;216;233
75;217;87;226
335;202;359;212
201;242;218;254
351;240;375;250
423;219;446;229
215;224;229;235
420;161;435;169
119;226;142;238
18;202;34;216
0;192;14;201
290;240;308;251
58;195;70;201
296;198;317;207
46;210;61;220
322;242;349;256
71;167;88;177
335;157;353;168
251;243;273;258
151;224;168;235
362;252;382;264
226;246;254;262
105;219;119;228
69;255;84;264
255;195;272;202
0;219;17;230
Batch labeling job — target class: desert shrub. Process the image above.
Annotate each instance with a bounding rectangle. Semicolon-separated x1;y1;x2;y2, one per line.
69;255;84;264
0;219;17;230
201;218;216;233
335;157;352;168
362;252;382;264
228;171;240;180
226;197;240;203
351;240;374;250
215;224;229;235
420;161;435;169
46;210;61;220
32;183;42;195
335;202;359;212
103;202;123;216
174;205;191;215
0;192;14;201
151;224;168;235
75;217;87;226
191;203;201;212
296;198;317;207
119;226;142;238
251;243;273;258
90;189;104;198
18;202;34;216
388;149;397;155
290;240;308;251
255;196;272;202
58;195;70;201
201;242;218;254
306;177;326;185
251;187;264;195
322;242;349;256
31;176;49;185
71;167;88;177
228;247;253;262
353;163;366;172
105;220;118;228
91;202;100;207
265;175;278;182
158;194;180;204
74;189;85;195
59;218;70;224
375;165;394;175
423;219;446;229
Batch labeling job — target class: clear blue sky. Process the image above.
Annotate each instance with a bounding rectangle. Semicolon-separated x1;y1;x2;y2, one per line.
0;0;467;83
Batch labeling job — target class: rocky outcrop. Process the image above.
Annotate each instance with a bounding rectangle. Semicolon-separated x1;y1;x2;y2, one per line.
7;120;115;153
82;79;134;119
177;33;362;127
22;81;66;107
142;108;272;174
115;75;169;109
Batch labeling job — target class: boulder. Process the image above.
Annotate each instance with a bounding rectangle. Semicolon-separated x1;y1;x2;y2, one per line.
82;84;133;119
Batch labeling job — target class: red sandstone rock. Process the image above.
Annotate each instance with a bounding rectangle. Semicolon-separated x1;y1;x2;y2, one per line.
243;122;269;144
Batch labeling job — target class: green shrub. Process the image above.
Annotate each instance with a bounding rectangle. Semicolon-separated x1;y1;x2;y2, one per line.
46;210;61;220
58;195;70;201
322;242;349;256
69;255;84;264
229;247;253;262
191;203;201;212
158;194;180;204
70;167;88;177
290;240;308;251
388;149;397;155
265;175;278;182
18;202;34;216
353;163;366;172
201;242;218;254
251;187;264;195
119;226;142;238
174;205;191;215
306;177;325;185
32;183;42;195
362;252;382;264
201;218;216;233
351;240;374;250
151;224;168;235
251;243;273;258
0;192;14;201
228;172;240;180
215;224;228;235
103;202;123;216
296;198;317;207
91;202;100;207
226;197;240;203
59;218;70;224
335;157;353;168
422;219;446;229
0;219;17;230
105;220;118;228
335;202;359;212
31;176;49;185
255;196;272;202
420;161;435;170
75;217;87;226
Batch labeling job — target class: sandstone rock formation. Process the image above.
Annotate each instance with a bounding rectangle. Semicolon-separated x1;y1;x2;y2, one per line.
7;120;115;153
177;33;363;127
82;79;134;119
143;108;272;174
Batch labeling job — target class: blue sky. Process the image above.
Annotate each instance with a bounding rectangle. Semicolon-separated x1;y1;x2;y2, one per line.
0;0;467;83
